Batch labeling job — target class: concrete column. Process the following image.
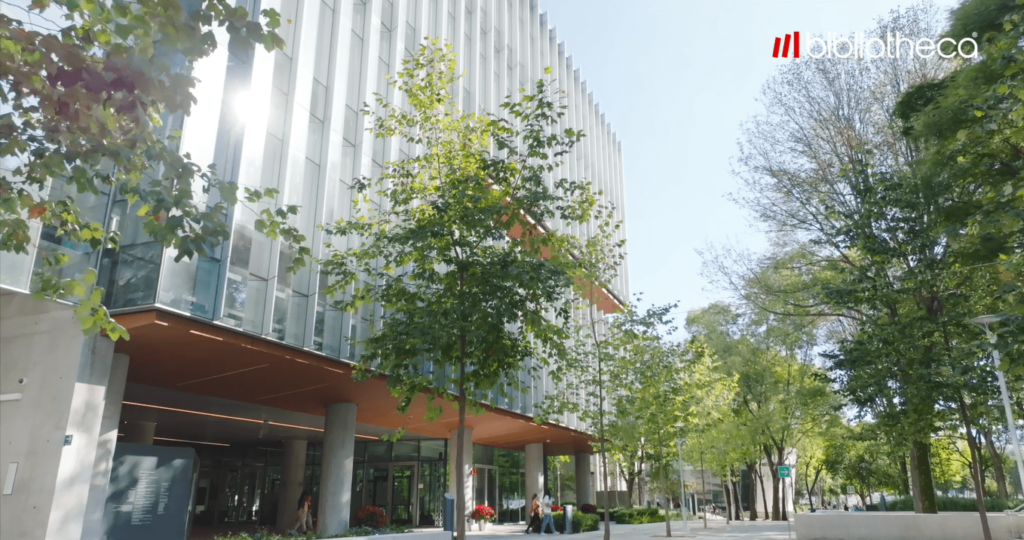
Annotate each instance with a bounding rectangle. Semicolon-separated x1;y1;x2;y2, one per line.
0;291;118;540
525;443;544;503
120;421;156;445
318;403;356;535
277;439;308;530
575;453;593;505
448;427;473;517
82;353;129;540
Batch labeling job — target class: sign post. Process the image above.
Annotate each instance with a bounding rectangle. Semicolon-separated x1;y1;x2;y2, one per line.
779;466;793;539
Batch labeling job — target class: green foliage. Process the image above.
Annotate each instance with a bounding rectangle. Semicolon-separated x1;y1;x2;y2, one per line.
336;526;411;537
551;511;600;533
1;0;297;338
712;0;1024;517
320;39;594;416
884;496;1024;512
610;508;664;524
318;40;604;539
898;0;1024;366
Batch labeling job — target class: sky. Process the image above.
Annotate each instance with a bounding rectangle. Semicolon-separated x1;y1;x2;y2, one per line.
540;0;961;326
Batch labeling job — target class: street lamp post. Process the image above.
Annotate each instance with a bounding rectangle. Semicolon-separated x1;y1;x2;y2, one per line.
677;440;689;533
971;315;1024;498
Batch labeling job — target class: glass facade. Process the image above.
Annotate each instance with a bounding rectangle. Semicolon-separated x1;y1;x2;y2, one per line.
0;0;628;432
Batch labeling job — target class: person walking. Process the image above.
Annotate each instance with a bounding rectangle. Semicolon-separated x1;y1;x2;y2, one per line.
540;489;557;535
292;490;314;533
525;494;542;534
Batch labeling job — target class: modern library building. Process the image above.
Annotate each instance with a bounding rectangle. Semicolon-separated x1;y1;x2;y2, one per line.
0;0;628;538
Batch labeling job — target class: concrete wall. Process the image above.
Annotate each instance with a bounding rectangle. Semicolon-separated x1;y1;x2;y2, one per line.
0;291;121;540
794;511;1024;540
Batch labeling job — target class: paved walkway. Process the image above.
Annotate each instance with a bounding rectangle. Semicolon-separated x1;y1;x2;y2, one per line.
458;520;795;540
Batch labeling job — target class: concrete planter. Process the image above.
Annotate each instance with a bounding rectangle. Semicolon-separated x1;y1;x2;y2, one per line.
794;511;1024;540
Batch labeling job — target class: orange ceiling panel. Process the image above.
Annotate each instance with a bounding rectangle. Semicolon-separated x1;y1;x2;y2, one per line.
113;309;596;455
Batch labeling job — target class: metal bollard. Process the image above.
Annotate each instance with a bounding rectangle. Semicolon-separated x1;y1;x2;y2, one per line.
565;505;573;534
443;493;456;533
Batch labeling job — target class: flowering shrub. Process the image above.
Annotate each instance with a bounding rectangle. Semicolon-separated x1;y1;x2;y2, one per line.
580;503;598;515
551;504;562;513
353;505;388;529
471;505;496;522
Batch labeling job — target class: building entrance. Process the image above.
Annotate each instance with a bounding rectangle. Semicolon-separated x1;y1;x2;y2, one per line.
351;440;448;527
364;463;417;525
473;446;526;524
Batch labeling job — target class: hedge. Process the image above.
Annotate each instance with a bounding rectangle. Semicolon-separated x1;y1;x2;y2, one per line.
550;511;600;533
611;508;664;524
883;496;1024;512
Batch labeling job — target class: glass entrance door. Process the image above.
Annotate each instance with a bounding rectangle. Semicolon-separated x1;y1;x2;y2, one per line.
390;465;415;525
222;467;263;523
363;463;419;526
474;466;498;514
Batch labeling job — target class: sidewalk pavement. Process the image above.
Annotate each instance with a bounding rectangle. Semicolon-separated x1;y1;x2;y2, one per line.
447;519;795;540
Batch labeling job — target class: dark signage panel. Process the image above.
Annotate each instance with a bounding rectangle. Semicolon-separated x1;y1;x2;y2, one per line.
103;443;199;540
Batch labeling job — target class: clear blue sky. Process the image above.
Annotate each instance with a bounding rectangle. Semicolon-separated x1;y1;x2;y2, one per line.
541;0;961;323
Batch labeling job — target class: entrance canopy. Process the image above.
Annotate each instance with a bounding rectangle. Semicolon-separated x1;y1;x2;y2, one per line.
114;309;595;455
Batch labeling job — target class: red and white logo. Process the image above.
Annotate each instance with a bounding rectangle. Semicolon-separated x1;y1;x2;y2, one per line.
771;31;978;60
772;32;800;59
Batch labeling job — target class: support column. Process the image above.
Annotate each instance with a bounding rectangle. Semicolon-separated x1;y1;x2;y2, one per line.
318;403;357;535
277;439;308;530
82;353;130;540
575;453;593;505
525;443;544;503
0;291;118;540
448;427;473;519
120;421;156;445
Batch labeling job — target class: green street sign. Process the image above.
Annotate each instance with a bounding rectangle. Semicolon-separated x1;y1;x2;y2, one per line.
778;465;791;478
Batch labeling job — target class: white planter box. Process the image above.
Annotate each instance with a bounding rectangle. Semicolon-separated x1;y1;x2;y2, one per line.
794;511;1024;540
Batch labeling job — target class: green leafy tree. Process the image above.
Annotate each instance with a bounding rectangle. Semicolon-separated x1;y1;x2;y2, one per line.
1;0;302;337
319;41;599;540
898;0;1024;363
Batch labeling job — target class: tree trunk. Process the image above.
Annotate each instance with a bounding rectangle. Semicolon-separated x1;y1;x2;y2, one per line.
757;469;770;520
746;463;759;521
731;475;743;521
910;440;939;513
805;476;814;511
957;395;993;540
638;451;646;507
623;466;635;508
778;447;788;521
724;475;733;524
455;329;468;540
900;454;911;496
982;428;1009;500
600;449;611;540
590;303;611;540
771;471;781;520
700;452;708;528
664;491;672;537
